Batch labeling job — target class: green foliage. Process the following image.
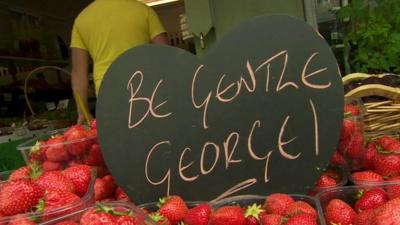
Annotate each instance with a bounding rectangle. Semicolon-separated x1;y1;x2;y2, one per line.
338;0;400;73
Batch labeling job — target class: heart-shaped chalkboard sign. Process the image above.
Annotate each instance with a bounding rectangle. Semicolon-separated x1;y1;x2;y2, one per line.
97;15;344;204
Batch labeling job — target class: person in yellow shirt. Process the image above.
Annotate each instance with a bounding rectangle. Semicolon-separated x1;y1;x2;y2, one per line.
70;0;169;124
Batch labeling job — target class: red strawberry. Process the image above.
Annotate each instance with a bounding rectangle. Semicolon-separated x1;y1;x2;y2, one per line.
315;174;337;188
115;186;131;201
325;199;356;225
339;137;352;154
330;150;346;166
42;161;63;171
7;215;36;225
91;119;97;130
64;125;86;139
68;159;83;167
361;142;378;170
94;176;115;201
210;206;245;225
244;204;264;225
63;165;92;197
259;214;284;225
351;171;384;184
158;195;188;225
86;129;98;144
285;213;317;225
84;144;105;166
385;176;400;199
374;198;400;225
285;201;317;219
45;136;69;162
65;128;91;156
340;119;356;141
55;221;79;225
183;203;211;225
149;212;171;225
353;209;375;225
9;166;31;180
80;208;115;224
29;141;46;163
344;104;360;116
386;141;400;153
36;171;75;193
378;136;397;150
115;215;142;225
92;166;109;178
0;179;44;216
355;188;388;212
263;193;294;215
374;153;400;177
38;190;82;221
347;132;364;159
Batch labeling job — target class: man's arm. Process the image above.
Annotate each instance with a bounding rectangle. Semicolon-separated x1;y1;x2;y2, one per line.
151;32;169;45
71;47;92;124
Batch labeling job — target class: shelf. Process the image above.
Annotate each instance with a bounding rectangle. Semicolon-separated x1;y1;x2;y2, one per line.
0;56;69;64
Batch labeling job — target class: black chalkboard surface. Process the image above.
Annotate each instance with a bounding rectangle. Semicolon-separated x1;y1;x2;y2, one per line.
97;15;344;204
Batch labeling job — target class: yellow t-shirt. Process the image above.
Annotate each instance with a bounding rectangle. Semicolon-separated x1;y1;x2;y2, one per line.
70;0;165;95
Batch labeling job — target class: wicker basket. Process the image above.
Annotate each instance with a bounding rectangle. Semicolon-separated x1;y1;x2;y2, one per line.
343;73;400;137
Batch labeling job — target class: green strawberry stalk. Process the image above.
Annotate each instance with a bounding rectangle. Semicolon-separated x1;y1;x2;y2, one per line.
95;202;133;217
245;203;264;220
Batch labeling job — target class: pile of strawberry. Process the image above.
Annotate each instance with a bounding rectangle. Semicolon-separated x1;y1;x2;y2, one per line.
3;203;147;225
0;164;93;224
331;102;365;170
350;135;400;185
94;174;130;202
323;187;400;225
27;120;108;176
140;194;319;225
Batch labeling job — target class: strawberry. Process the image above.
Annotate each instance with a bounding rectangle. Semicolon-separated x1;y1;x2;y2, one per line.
55;221;79;225
353;209;375;225
340;119;356;142
325;199;356;225
344;103;360;116
86;129;98;144
259;214;284;225
183;203;211;225
330;150;346;166
385;176;400;199
244;204;263;225
94;175;115;201
158;196;188;225
37;190;82;221
263;193;294;215
285;201;317;219
45;136;69;162
68;159;83;167
84;144;105;166
355;188;388;212
7;215;36;225
91;119;97;130
374;153;400;177
42;161;63;171
315;174;337;188
210;206;245;225
374;198;400;225
63;165;92;197
378;136;397;150
65;127;91;156
29;141;46;163
285;213;317;225
361;142;378;170
338;137;352;154
92;166;109;178
9;166;31;180
80;208;115;224
115;215;141;225
347;132;364;159
386;141;400;153
0;179;44;216
149;212;171;225
64;125;86;139
351;171;384;184
115;186;131;201
36;171;75;193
